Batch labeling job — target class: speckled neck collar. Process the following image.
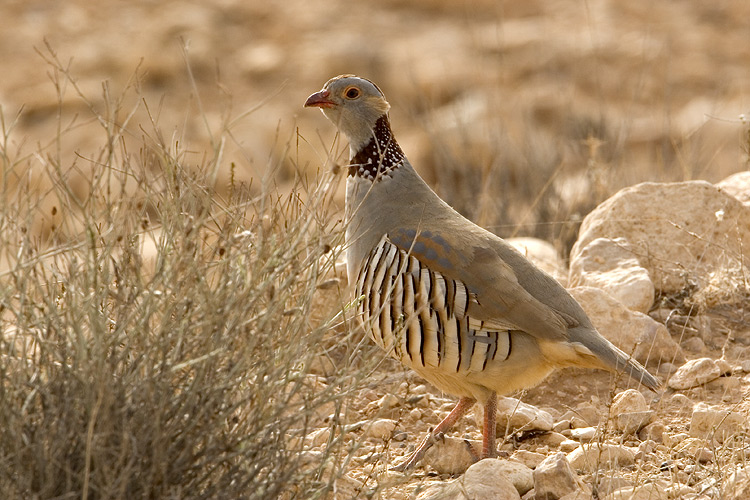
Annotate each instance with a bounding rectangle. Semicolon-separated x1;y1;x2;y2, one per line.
349;115;405;181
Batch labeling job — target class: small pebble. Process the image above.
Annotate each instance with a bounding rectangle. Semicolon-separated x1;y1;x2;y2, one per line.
553;419;571;433
669;393;692;407
657;362;677;375
512;449;546;469
668;358;721;390
378;394;400;410
392;431;408;442
715;358;732;375
682;337;706;353
412;383;429;394
366;418;397;440
570;426;596;441
538;431;568;447
560;439;580;453
638;421;666;443
567;443;635;472
611;389;648;415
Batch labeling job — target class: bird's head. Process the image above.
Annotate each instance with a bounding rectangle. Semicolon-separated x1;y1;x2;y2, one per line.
304;75;391;152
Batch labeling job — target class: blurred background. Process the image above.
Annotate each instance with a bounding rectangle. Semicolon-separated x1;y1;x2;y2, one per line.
2;0;749;254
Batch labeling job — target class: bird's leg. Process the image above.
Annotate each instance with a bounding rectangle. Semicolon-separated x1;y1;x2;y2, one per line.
391;397;476;472
462;392;498;463
482;392;498;459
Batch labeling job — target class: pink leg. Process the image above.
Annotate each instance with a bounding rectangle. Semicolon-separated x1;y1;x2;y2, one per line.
482;392;497;459
391;397;476;472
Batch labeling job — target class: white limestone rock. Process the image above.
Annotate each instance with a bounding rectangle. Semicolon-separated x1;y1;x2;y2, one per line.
423;435;478;475
637;421;666;443
664;483;697;499
569;286;683;365
560;439;580;453
569;427;596;442
611;389;648;415
690;402;746;443
461;459;524;499
716;171;750;206
673;437;714;463
616;411;655;435
331;473;365;500
558;491;591;500
538;431;568;448
571;181;750;294
568;237;655;313
611;389;654;434
489;397;554;434
416;458;522;500
481;459;534;496
533;452;587;500
715;357;733;375
558;405;600;429
512;450;546;469
306;427;331;447
365;418;397;440
668;358;722;390
567;443;635;472
596;476;634;497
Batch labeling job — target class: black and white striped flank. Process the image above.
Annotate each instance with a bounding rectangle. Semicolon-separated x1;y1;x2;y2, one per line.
354;236;513;374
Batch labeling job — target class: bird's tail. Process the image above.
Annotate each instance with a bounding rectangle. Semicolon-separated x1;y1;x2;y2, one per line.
571;326;661;391
612;345;661;391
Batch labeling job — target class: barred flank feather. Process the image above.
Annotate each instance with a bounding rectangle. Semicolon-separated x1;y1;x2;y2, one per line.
355;236;511;374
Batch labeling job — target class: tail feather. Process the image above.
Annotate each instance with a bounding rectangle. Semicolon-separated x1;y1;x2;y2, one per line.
571;326;661;391
617;348;661;391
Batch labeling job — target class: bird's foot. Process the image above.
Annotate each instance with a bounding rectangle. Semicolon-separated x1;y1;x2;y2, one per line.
463;439;499;462
390;429;444;472
463;439;481;463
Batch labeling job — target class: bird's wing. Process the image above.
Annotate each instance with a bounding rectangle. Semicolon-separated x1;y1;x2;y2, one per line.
388;227;572;342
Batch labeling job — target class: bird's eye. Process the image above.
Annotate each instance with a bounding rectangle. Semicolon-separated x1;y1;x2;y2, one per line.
345;87;361;99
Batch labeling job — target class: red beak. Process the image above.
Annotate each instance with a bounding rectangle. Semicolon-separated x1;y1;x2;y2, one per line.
304;89;336;109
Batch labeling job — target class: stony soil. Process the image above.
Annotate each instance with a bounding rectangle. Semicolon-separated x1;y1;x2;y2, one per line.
306;265;750;498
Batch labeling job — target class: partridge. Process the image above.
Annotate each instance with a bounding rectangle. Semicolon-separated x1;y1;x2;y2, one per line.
304;75;659;471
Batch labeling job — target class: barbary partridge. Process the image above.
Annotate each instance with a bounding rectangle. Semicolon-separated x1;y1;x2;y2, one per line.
304;75;659;471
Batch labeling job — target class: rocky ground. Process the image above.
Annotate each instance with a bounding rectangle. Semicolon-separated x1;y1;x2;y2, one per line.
306;177;750;499
2;1;750;499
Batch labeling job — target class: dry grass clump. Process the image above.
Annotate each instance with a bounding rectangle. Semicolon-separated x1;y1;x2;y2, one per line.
0;52;364;499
